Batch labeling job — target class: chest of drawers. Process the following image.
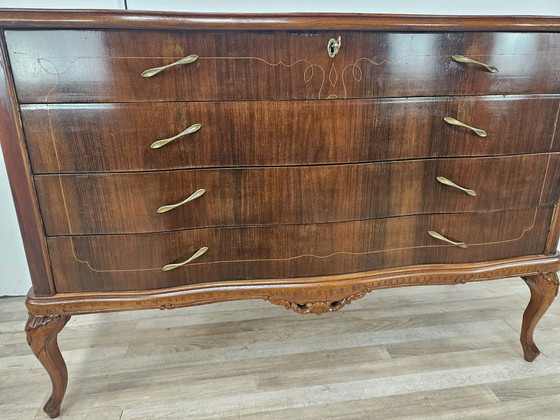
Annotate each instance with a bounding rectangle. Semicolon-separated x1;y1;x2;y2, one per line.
1;10;559;417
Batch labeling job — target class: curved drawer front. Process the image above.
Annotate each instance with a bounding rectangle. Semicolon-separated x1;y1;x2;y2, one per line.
22;96;560;173
48;207;553;292
36;153;560;235
7;30;560;103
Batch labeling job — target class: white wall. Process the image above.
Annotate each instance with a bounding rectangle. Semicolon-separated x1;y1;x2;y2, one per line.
127;1;560;15
0;1;559;295
0;1;124;8
0;151;30;295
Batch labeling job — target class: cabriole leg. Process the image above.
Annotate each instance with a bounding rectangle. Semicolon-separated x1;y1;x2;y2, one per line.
521;273;558;362
25;315;71;418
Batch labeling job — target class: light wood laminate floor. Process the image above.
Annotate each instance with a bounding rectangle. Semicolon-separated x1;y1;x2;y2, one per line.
2;277;560;419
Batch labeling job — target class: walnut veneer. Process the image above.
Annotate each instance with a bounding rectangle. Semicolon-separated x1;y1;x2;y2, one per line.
7;30;560;102
0;10;559;418
35;154;560;235
21;96;560;172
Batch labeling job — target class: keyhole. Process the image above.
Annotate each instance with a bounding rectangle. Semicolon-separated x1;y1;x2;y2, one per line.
327;36;341;59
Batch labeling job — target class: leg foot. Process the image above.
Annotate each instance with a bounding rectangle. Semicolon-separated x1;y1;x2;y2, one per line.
521;273;558;362
25;315;71;418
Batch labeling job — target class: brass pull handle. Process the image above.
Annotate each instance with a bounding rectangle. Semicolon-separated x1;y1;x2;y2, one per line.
157;189;206;214
436;176;477;197
141;54;199;78
428;231;468;249
327;36;341;58
150;123;202;149
162;247;208;272
451;55;498;73
443;117;487;138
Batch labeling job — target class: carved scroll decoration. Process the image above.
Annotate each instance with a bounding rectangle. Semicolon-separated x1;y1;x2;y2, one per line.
541;271;560;296
267;288;373;315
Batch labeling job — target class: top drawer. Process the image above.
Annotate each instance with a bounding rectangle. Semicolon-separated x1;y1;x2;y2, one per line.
6;30;560;103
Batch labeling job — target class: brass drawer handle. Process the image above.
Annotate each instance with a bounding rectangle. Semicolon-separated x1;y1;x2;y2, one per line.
157;189;206;214
444;117;487;138
436;176;477;197
141;54;199;78
162;247;208;272
428;231;468;249
451;55;498;73
150;123;202;149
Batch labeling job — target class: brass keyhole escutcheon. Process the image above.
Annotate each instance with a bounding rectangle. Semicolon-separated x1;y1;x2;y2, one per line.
327;36;341;58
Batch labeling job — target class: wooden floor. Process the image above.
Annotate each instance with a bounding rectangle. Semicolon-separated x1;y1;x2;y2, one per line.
2;277;560;419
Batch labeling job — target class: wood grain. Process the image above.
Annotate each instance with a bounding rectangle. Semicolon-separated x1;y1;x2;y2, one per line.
1;10;560;31
22;96;560;173
6;30;560;103
520;272;559;362
35;154;560;235
24;253;560;316
1;11;560;418
545;205;560;254
0;32;53;295
25;315;70;418
45;207;553;293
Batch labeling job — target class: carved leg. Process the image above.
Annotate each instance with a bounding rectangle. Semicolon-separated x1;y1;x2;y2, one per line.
25;315;71;418
521;273;559;362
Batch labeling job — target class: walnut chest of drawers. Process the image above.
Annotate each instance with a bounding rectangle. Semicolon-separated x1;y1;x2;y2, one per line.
0;10;559;417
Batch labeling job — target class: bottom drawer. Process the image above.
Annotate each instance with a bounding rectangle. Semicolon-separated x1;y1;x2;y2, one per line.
49;207;553;293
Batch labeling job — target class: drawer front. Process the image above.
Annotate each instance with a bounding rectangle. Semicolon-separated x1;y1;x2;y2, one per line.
7;30;560;103
22;96;560;173
48;207;553;292
36;153;560;235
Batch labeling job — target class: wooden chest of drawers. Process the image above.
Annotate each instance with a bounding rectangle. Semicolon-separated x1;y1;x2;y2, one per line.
0;10;559;417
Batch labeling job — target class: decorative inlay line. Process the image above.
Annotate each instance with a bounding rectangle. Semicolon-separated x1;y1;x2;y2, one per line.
35;54;554;274
549;101;560;152
541;55;560;82
201;56;327;98
36;52;560;99
43;59;74;236
68;208;543;273
341;57;391;99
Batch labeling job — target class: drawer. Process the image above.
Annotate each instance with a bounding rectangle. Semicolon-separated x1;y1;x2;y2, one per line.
7;30;560;103
48;207;553;292
22;96;560;173
36;154;560;235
